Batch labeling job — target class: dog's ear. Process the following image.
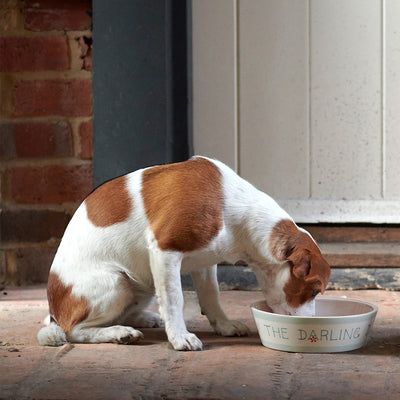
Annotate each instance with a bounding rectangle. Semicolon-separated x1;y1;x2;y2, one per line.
306;253;331;294
288;248;311;279
288;250;330;295
289;250;331;294
269;219;299;262
270;227;313;278
269;220;331;291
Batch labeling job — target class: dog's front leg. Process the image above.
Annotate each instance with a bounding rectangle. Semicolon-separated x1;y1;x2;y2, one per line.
191;265;249;337
149;246;203;351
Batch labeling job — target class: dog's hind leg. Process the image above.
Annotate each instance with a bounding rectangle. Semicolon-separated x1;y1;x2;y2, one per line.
46;270;145;345
68;324;143;344
117;294;163;328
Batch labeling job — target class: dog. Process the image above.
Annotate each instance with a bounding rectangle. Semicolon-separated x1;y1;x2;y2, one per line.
37;156;331;351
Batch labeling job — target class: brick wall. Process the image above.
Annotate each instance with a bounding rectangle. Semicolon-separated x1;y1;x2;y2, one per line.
0;0;93;285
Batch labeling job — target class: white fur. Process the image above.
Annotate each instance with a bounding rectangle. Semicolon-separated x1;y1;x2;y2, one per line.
37;322;67;346
37;156;315;350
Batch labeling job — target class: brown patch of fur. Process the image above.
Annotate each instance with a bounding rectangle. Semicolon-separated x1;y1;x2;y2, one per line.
85;175;132;227
283;261;329;308
47;273;90;334
269;219;331;308
141;157;224;252
269;219;300;262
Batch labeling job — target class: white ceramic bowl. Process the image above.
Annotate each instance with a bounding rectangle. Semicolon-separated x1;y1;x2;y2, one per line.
251;297;378;353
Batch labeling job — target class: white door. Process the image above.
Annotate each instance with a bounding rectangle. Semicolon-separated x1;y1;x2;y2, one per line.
192;0;400;223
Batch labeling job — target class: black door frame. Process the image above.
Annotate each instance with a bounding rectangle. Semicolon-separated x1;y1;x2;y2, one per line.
92;0;192;187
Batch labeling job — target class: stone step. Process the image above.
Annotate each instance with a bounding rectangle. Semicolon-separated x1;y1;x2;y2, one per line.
300;224;400;243
182;264;400;291
320;242;400;268
182;242;400;290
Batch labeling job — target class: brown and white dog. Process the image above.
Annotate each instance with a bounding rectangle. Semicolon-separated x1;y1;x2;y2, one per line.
37;156;330;351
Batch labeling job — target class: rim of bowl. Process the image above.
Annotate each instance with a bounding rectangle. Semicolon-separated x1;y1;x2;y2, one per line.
250;297;378;321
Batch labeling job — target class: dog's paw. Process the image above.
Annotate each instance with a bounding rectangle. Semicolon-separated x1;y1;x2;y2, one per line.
130;311;163;328
170;332;203;351
215;319;250;337
110;326;144;344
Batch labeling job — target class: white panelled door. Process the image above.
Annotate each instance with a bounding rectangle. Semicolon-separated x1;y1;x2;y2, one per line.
192;0;400;223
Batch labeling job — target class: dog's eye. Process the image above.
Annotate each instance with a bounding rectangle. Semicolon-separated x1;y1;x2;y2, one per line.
312;289;320;297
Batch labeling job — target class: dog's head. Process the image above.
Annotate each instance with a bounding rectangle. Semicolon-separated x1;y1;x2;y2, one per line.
260;219;331;316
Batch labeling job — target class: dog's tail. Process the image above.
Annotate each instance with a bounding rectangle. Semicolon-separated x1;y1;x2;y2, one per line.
37;315;68;346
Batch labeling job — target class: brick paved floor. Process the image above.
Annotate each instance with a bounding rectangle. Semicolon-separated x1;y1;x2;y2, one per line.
0;287;399;400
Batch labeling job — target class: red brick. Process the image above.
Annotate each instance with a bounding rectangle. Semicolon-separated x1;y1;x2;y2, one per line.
0;37;69;72
5;247;56;285
0;122;15;158
14;79;92;117
25;0;92;31
1;209;70;242
16;120;73;158
78;120;92;159
0;120;73;158
10;164;93;204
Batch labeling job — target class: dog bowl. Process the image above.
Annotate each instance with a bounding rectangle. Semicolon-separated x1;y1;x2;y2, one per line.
251;298;377;353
